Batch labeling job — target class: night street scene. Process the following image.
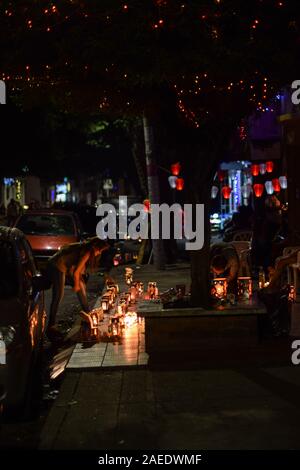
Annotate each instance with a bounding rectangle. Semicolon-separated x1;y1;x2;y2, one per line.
1;0;300;466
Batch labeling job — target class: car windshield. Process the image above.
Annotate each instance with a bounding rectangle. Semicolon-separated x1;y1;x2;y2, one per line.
0;241;18;299
17;214;76;236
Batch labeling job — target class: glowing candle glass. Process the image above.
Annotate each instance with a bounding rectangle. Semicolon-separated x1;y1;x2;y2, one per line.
130;285;137;302
237;277;253;301
211;278;227;300
125;267;133;285
101;296;110;312
148;282;157;299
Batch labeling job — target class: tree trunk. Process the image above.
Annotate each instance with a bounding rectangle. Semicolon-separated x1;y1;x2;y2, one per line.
190;184;212;308
142;115;165;270
130;120;148;198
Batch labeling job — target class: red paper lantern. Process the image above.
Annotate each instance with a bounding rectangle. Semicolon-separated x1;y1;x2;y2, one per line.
176;178;184;191
217;169;227;182
266;161;274;173
272;178;281;192
171;162;181;176
253;183;264;197
143;199;151;212
222;186;232;199
251;164;260;176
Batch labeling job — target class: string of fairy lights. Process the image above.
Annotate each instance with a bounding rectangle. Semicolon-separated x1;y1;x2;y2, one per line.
0;0;294;126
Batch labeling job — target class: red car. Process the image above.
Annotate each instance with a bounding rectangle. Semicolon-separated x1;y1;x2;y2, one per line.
15;209;83;266
0;227;47;417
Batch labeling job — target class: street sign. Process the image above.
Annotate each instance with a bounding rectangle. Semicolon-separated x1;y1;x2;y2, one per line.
103;179;113;190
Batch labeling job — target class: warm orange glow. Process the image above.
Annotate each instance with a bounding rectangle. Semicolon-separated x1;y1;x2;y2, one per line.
143;199;151;212
266;161;274;173
251;164;260;176
176;178;184;191
222;186;232;199
272;178;281;192
212;278;227;299
171;162;181;176
253;183;264;197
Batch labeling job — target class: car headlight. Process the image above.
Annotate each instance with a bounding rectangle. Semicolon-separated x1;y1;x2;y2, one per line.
0;327;16;346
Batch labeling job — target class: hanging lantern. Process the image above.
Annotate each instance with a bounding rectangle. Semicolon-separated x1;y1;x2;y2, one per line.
211;186;219;199
176;178;184;191
171;162;181;176
265;181;274;195
266;161;274;173
168;175;177;189
217;169;227;182
241;184;252;198
251;164;260;176
279;176;288;189
272;178;281;192
253;183;264;198
222;186;232;199
259;163;267;175
143;199;151;212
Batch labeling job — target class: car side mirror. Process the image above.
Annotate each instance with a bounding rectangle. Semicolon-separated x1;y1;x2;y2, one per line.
32;273;52;292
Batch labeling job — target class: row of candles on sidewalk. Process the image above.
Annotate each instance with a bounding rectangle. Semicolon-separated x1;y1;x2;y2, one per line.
212;275;296;303
99;267;159;337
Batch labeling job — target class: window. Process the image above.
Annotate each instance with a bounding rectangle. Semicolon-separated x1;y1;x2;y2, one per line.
16;214;76;236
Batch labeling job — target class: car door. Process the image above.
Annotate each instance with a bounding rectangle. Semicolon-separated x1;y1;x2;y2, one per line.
16;237;46;350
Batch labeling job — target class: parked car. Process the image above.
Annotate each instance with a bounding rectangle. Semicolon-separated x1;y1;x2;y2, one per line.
14;209;83;267
52;202;98;236
0;227;48;417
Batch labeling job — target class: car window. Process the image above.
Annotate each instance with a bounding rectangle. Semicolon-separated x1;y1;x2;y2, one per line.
17;214;76;236
0;240;18;299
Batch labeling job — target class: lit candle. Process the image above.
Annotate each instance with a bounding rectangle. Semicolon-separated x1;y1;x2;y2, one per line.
138;282;144;296
124;311;138;327
101;295;110;312
212;278;227;300
148;282;157;299
237;277;252;300
117;305;123;315
289;285;295;302
125;267;133;285
130;286;137;302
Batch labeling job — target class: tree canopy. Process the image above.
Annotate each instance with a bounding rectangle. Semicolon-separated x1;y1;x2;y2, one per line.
1;0;299;123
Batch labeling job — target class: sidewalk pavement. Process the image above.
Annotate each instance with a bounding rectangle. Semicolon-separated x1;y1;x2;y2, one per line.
64;263;191;370
40;366;300;450
40;263;300;450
